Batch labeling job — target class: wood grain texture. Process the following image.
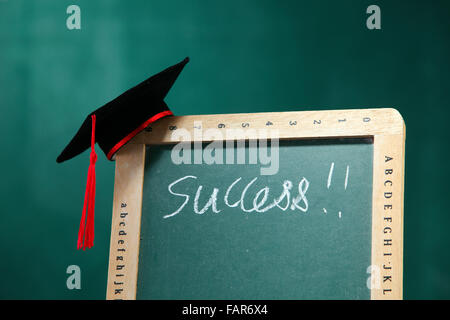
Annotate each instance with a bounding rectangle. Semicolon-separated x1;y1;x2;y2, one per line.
106;143;146;300
131;108;404;144
370;133;405;299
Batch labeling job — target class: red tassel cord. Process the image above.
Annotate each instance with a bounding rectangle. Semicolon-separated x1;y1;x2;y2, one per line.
77;114;97;250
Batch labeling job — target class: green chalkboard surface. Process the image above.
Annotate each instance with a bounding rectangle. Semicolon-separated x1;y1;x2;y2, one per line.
137;138;373;299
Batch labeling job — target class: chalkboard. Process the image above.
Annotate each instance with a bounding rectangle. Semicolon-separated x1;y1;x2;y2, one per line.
106;108;405;300
137;139;373;299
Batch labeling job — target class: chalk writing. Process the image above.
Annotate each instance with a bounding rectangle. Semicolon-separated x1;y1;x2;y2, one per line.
164;175;311;218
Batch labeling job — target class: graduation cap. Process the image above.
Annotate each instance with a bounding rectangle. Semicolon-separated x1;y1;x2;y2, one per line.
57;57;189;250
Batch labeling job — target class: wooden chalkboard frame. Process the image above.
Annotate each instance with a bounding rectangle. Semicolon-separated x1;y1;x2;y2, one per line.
106;108;405;300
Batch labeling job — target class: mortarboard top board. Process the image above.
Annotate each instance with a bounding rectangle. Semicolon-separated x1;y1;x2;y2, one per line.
57;56;189;163
57;57;190;250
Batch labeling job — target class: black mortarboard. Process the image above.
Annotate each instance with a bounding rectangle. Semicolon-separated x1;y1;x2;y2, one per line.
57;57;189;163
57;57;189;250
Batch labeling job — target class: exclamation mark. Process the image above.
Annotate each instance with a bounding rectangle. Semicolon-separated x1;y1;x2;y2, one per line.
324;162;349;219
345;165;349;190
327;162;334;189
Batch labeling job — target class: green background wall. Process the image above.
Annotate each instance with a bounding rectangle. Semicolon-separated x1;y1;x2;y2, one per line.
0;0;449;299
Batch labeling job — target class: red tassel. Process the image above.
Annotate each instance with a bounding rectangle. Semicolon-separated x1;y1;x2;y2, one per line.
77;114;97;250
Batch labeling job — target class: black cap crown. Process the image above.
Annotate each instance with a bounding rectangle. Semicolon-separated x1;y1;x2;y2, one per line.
56;57;189;163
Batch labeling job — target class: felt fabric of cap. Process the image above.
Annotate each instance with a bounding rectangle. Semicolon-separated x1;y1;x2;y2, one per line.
56;57;189;250
56;56;189;163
